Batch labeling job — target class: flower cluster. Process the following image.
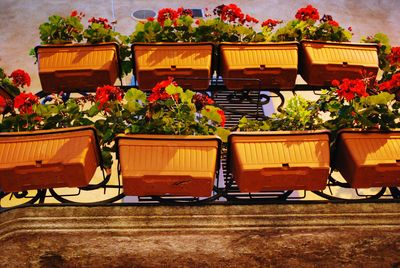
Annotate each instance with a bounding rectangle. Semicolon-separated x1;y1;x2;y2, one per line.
95;85;124;110
9;69;31;88
213;4;258;24
70;10;85;20
0;95;6;114
295;4;320;21
177;7;193;17
13;92;39;115
387;47;400;66
261;19;282;29
88;17;113;29
148;77;178;102
192;92;214;110
157;8;179;26
378;73;400;100
332;78;368;101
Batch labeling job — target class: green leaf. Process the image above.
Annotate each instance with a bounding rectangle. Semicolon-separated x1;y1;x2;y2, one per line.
124;88;147;102
88;103;100;117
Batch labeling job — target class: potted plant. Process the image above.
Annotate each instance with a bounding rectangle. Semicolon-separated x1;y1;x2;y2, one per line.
318;72;400;188
0;88;102;193
228;95;330;192
131;7;214;90
270;4;379;86
0;68;30;101
35;11;129;93
102;78;228;196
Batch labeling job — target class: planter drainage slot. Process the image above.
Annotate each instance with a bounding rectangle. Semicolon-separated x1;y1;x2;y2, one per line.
282;163;290;169
35;160;43;168
396;160;400;163
342;61;348;66
260;64;266;70
171;65;177;71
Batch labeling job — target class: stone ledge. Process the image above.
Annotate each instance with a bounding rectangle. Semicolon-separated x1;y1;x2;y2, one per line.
1;203;400;267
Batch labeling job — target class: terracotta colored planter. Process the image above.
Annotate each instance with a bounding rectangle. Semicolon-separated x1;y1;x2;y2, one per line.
334;129;400;188
0;127;101;192
132;43;213;90
220;42;298;90
36;43;120;93
116;135;221;197
300;40;379;86
228;131;330;192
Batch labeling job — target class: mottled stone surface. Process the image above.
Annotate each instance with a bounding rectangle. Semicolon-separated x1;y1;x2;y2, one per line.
1;203;400;267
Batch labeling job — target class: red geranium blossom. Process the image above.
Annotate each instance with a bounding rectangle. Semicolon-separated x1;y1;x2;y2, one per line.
295;5;320;21
177;7;193;17
261;19;282;28
147;17;155;22
333;78;368;101
70;10;78;17
217;109;226;127
0;95;6;114
214;4;245;24
157;8;178;26
328;20;339;27
14;92;39;114
148;77;178;102
95;85;124;110
9;69;31;88
192;92;214;110
387;47;400;66
88;17;112;29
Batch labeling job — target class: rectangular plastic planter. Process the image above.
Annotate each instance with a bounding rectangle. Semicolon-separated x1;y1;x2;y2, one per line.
228;131;330;192
36;43;120;93
0;127;101;193
334;129;400;188
116;135;221;197
300;40;379;86
220;42;298;90
132;43;213;91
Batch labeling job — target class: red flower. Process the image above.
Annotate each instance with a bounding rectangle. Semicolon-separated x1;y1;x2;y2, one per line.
9;69;31;88
195;19;200;25
148;77;178;102
387;47;400;66
0;95;6;114
14;92;39;114
217;109;226;127
334;78;368;101
88;17;112;29
95;85;123;110
261;19;282;28
348;26;352;32
70;10;78;17
378;73;400;92
328;20;339;27
147;17;155;22
177;7;193;17
214;4;245;24
331;79;341;87
192;93;214;110
295;5;320;21
157;8;178;26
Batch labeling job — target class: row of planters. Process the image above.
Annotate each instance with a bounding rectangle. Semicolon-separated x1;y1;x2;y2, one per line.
0;67;399;195
33;4;384;93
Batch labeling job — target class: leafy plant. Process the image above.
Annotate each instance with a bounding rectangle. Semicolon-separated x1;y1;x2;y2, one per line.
237;95;323;131
0;68;30;98
268;5;352;42
39;10;84;44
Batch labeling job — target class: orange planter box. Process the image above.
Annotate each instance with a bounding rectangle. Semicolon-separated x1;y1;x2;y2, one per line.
334;129;400;188
228;131;330;192
133;43;213;90
0;127;101;192
300;41;379;86
116;135;221;197
220;42;298;90
36;43;120;93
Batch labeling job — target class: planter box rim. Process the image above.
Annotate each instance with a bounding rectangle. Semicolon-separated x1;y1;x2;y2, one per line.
35;42;119;52
132;42;214;47
220;41;299;47
229;129;331;137
300;40;379;48
116;134;222;142
337;128;400;136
